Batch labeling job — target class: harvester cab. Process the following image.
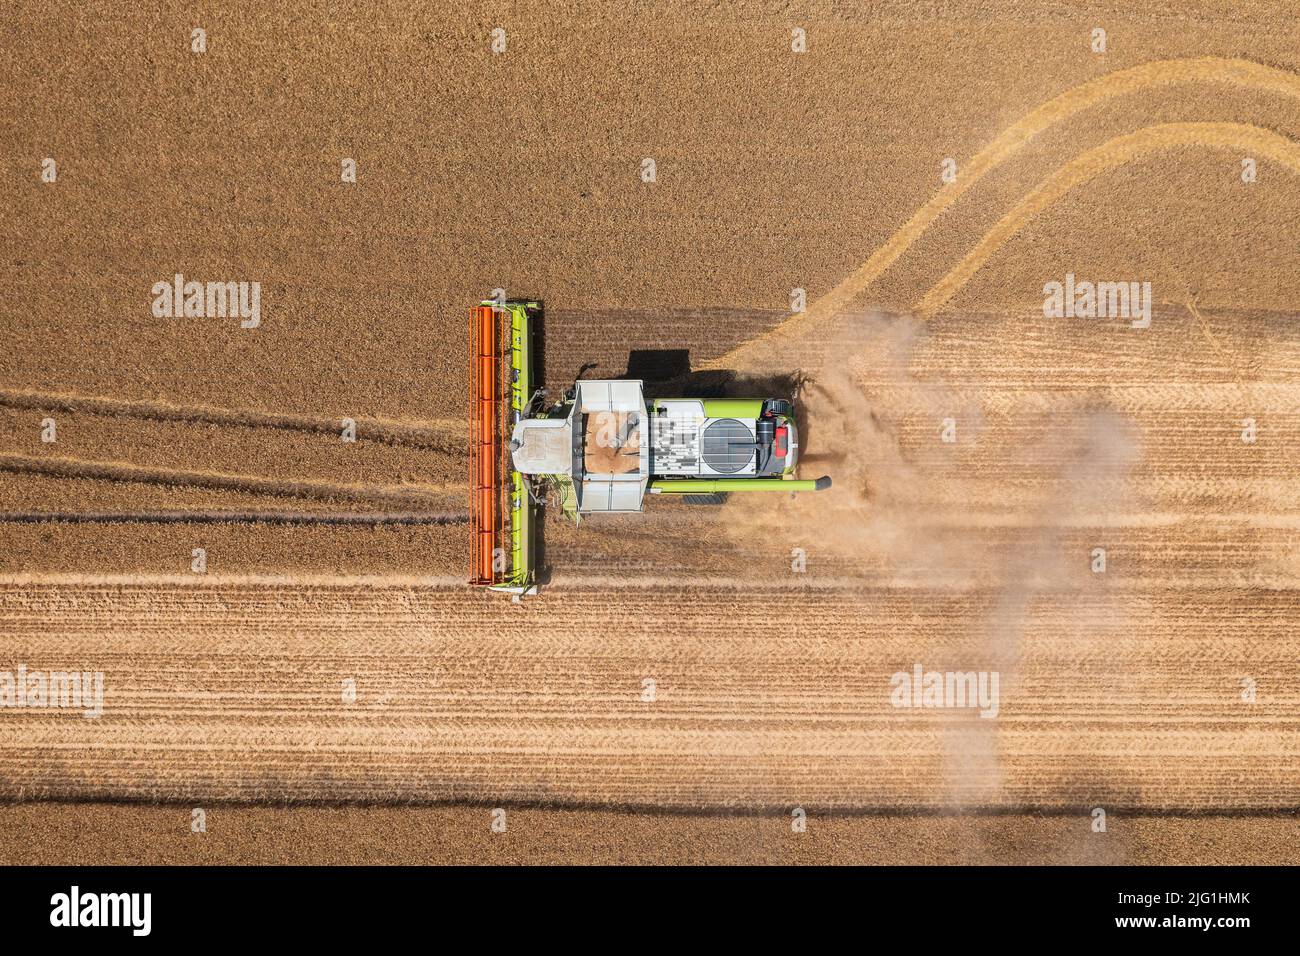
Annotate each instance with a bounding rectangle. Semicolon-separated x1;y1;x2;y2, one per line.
470;300;830;596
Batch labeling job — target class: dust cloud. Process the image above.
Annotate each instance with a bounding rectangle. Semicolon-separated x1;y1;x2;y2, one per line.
728;309;1146;808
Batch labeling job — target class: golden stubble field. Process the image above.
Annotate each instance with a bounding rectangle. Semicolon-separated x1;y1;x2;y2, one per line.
1;1;1298;860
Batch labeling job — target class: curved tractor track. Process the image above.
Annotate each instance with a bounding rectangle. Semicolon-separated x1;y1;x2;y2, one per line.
714;55;1300;370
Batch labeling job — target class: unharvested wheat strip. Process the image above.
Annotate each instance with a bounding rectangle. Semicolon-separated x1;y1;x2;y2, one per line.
0;510;468;526
0;387;461;448
0;453;455;507
0;573;468;588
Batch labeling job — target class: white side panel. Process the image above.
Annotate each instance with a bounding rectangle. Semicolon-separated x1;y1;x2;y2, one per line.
579;476;648;513
578;380;645;414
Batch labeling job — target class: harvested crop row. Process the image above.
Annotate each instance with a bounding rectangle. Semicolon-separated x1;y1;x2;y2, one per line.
0;581;1295;809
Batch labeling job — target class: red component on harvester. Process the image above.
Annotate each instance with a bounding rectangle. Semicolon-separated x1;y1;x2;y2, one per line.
775;425;788;458
470;304;500;585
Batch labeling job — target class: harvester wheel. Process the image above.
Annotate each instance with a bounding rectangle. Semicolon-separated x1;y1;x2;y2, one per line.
681;492;730;506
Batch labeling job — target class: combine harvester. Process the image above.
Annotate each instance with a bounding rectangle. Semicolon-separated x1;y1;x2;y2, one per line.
470;300;830;596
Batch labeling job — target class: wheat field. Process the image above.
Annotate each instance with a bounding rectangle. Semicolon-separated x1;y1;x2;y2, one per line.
2;1;1298;858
